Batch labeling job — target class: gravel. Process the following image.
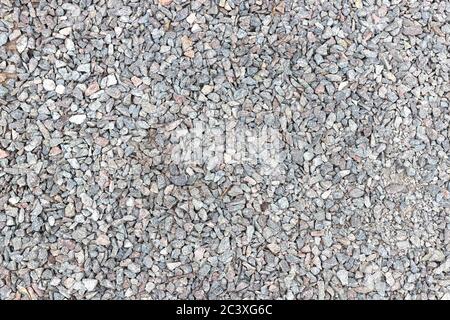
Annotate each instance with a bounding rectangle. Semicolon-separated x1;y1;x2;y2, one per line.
1;0;450;300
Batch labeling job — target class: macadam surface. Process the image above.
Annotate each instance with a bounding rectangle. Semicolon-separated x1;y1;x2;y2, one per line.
1;0;450;299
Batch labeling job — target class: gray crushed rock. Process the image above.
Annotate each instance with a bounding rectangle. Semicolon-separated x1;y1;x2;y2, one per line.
1;0;450;300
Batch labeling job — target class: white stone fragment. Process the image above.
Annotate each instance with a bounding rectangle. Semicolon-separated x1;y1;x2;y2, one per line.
69;114;87;124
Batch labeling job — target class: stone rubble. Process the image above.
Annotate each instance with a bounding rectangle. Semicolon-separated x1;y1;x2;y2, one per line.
1;0;450;300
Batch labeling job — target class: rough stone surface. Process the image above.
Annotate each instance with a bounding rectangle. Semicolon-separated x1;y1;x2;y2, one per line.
1;0;450;301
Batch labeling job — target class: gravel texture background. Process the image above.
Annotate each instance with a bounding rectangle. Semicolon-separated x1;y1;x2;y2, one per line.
1;0;450;300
